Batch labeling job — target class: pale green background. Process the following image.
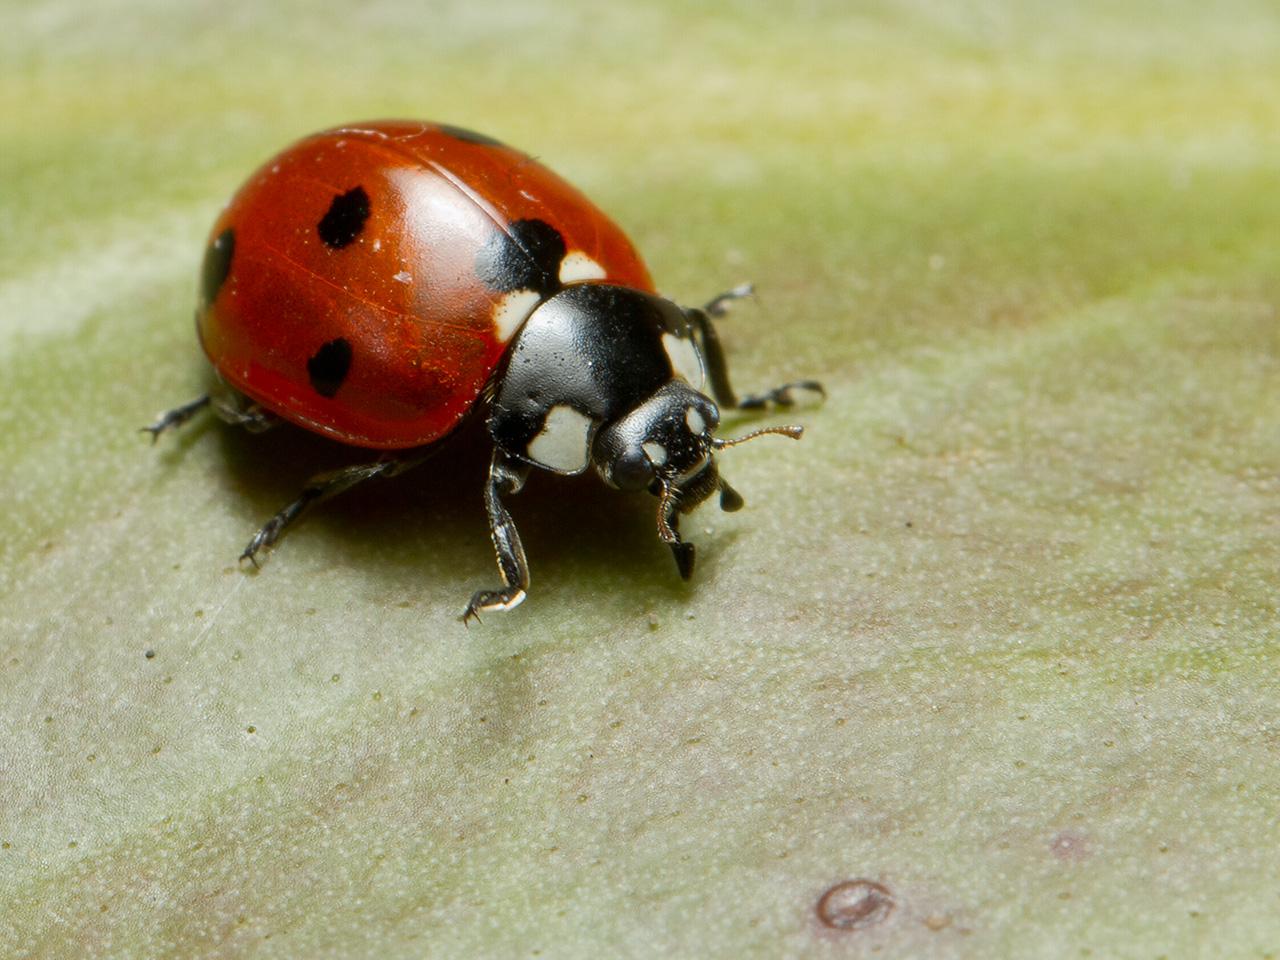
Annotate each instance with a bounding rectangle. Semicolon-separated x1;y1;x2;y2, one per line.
2;2;1278;958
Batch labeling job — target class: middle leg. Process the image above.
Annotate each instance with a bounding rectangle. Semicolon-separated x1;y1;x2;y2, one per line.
240;454;429;567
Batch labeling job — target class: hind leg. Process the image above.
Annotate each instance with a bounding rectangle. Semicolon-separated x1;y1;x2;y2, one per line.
209;388;277;433
142;395;212;442
144;382;277;441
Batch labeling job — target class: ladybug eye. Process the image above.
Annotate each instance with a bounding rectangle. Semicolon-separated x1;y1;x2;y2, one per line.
611;447;653;491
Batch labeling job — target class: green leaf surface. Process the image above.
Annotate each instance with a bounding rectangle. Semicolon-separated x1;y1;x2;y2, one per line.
2;2;1278;957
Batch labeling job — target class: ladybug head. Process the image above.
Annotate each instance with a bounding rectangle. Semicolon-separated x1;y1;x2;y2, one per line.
592;380;802;578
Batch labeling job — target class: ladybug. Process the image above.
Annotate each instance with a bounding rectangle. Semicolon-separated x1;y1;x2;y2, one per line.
146;120;822;622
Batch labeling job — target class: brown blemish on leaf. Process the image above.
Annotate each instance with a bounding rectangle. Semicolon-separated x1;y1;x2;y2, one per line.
816;879;895;930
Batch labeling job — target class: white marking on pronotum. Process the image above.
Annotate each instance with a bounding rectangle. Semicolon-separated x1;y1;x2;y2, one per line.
492;288;542;341
528;405;594;474
685;407;706;435
662;333;704;388
558;251;606;284
642;441;668;466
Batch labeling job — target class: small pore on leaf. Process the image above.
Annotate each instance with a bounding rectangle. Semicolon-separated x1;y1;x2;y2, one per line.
816;879;895;931
1049;829;1091;862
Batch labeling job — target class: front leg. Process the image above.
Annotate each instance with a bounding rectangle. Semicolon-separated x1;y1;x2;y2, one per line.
734;380;826;411
686;287;825;411
461;450;532;625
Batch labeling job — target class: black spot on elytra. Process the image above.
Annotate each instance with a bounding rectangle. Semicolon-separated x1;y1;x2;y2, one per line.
200;228;234;307
307;338;352;397
318;186;370;249
474;218;566;296
437;123;505;148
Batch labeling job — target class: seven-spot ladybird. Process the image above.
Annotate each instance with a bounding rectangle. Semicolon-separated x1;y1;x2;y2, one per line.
146;120;822;622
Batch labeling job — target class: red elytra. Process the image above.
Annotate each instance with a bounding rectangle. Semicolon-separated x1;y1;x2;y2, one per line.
197;120;654;449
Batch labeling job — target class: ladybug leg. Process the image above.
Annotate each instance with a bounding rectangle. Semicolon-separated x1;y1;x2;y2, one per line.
210;387;278;434
240;455;426;568
461;450;532;625
659;495;696;580
701;282;756;319
733;380;826;411
143;384;277;441
142;395;212;442
687;288;826;412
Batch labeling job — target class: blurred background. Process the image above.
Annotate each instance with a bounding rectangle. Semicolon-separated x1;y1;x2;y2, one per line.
2;2;1278;957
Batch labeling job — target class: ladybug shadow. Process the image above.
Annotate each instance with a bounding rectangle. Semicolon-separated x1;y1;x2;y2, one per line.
212;417;695;604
